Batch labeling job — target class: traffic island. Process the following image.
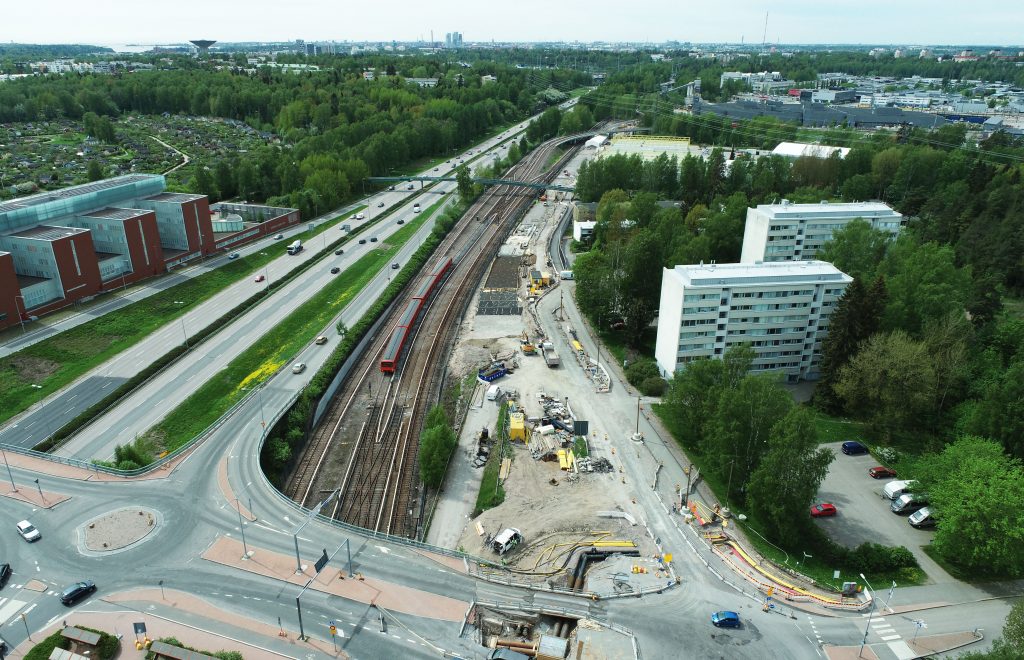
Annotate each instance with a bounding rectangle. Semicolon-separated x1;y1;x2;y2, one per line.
82;506;161;553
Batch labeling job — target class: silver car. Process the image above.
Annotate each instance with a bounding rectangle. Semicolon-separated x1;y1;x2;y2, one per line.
17;520;41;542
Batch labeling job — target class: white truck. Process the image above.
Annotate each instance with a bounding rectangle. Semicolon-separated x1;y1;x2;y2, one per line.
541;341;560;368
287;239;303;255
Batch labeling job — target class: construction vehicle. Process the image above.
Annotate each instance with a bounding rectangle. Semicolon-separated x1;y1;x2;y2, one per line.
479;361;508;382
542;342;560;368
287;239;303;255
520;331;538;355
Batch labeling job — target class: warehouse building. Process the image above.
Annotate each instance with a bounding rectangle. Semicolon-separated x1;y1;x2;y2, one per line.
655;261;852;382
740;200;903;263
0;174;216;329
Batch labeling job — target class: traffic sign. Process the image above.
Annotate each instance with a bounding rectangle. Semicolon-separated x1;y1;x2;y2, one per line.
329;625;337;636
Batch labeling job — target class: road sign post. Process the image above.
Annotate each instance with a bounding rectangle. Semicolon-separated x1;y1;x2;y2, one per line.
329;621;337;652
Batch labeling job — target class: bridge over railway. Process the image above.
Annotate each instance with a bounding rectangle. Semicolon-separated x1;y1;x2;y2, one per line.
367;175;575;192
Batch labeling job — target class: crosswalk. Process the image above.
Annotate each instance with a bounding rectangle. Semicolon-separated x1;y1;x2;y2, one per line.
862;613;916;660
0;595;28;626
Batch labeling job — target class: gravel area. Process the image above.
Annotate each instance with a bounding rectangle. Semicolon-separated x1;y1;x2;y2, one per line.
83;507;158;551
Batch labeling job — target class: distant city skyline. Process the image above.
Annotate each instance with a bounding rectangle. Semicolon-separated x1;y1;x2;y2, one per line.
2;1;1023;48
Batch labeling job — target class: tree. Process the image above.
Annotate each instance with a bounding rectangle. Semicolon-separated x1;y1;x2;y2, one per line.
703;374;794;499
86;159;104;182
746;408;834;543
817;219;892;282
879;237;970;336
959;359;1024;458
817;277;887;412
418;424;456;488
455;164;473;201
912;437;1024;575
835;331;937;442
661;344;755;448
214;160;236;201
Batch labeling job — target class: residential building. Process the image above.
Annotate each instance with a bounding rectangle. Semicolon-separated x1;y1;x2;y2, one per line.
740;200;903;263
654;261;853;382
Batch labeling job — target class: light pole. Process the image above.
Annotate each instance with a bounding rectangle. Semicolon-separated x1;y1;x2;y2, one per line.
241;386;266;431
2;447;17;491
173;301;188;347
859;573;877;658
234;480;257;523
237;499;251;560
13;295;27;334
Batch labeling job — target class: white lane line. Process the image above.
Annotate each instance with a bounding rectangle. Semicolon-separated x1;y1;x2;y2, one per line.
23;603;37;615
880;634;902;641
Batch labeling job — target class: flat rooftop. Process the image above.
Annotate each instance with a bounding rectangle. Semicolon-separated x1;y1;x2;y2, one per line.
84;207;151;220
669;260;853;287
10;225;90;241
754;201;899;218
0;175;161;215
146;192;206;203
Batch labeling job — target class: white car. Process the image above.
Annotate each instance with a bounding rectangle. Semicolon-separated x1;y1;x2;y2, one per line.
291;362;307;374
17;520;41;542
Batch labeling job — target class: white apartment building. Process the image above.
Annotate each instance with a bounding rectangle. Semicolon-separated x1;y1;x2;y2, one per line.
740;200;903;263
655;261;853;382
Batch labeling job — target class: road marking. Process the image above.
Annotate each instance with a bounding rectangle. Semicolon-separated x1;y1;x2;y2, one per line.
0;598;27;624
23;603;36;615
880;634;902;641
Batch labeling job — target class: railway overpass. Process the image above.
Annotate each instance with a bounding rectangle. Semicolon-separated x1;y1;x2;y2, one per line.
367;175;574;192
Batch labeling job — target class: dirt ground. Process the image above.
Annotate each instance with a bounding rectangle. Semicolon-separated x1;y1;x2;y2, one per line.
445;192;656;574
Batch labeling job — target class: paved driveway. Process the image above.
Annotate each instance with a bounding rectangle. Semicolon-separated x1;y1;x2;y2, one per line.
813;442;953;584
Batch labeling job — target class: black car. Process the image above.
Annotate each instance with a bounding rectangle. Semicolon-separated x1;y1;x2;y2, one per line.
60;580;96;606
0;562;11;588
358;238;367;244
370;237;378;242
841;441;868;455
335;249;344;255
330;267;340;275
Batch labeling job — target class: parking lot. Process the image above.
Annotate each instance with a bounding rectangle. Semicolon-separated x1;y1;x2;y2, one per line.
813;442;938;570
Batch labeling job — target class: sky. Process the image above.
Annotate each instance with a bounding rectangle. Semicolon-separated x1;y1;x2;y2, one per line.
2;1;1022;47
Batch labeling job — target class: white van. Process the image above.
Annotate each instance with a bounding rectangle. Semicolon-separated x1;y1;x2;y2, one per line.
559;270;574;280
882;480;915;500
491;528;523;555
486;385;502;401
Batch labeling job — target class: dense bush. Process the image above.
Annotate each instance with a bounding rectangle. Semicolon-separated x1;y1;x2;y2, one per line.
145;637;242;660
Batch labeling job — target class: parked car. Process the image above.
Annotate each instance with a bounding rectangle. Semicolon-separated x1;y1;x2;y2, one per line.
60;580;96;606
891;493;928;515
869;466;897;479
254;274;265;283
335;249;344;255
841;441;868;455
291;363;307;374
16;520;40;542
227;252;240;260
883;480;916;500
810;503;837;518
0;562;11;588
330;267;340;274
315;336;328;345
909;507;937;529
710;611;741;628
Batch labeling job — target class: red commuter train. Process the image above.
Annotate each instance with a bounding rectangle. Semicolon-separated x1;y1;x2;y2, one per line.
380;256;453;373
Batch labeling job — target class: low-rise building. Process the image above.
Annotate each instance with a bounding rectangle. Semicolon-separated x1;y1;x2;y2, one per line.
740;200;903;263
655;261;852;382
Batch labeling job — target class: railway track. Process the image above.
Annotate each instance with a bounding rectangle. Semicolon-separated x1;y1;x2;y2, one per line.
283;136;580;538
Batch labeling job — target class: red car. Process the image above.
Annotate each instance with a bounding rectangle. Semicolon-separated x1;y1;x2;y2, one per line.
254;274;265;283
868;466;897;479
810;503;837;518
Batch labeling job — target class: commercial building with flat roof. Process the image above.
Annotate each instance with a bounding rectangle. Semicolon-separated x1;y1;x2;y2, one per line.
655;261;852;382
0;174;216;329
740;200;903;263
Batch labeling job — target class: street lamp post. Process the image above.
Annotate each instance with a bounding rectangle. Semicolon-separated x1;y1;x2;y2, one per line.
2;447;17;491
237;500;250;560
859;573;878;658
13;295;27;334
173;301;188;347
234;480;257;523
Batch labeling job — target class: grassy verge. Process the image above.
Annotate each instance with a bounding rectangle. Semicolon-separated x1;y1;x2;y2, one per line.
474;402;509;515
654;402;927;589
0;204;366;425
138;199;445;453
814;410;870;446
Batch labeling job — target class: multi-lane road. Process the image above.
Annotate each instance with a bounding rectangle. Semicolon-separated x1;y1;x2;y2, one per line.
0;118;538;455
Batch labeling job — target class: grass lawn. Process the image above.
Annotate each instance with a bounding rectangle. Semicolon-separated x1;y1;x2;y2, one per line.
474;402;509;515
141;198;445;452
0;204;367;426
813;410;870;445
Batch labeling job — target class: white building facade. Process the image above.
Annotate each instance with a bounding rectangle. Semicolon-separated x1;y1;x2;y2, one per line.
655;261;853;382
740;200;903;263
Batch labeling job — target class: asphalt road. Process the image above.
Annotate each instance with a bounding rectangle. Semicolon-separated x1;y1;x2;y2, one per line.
0;121;534;454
